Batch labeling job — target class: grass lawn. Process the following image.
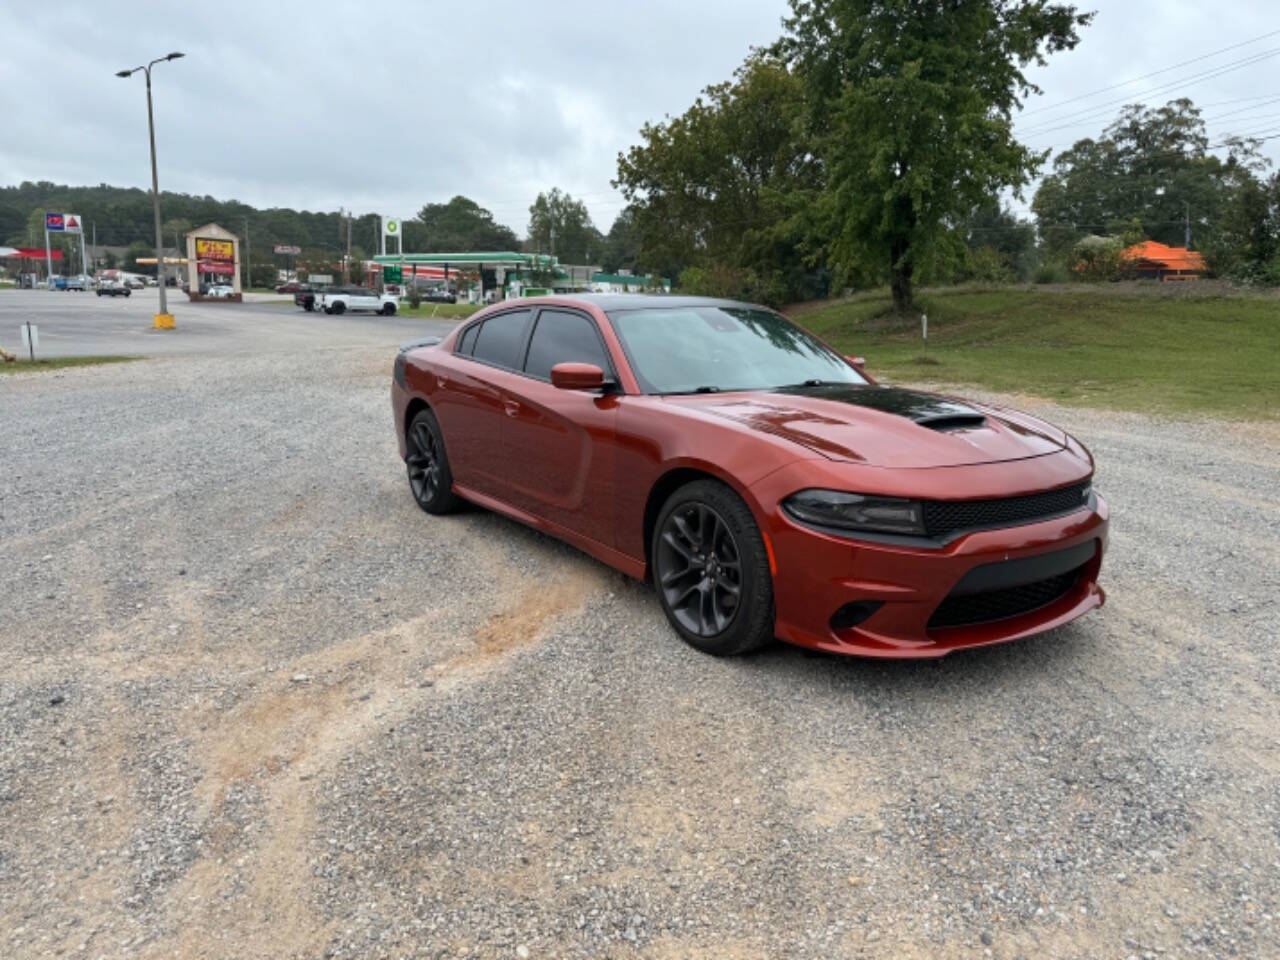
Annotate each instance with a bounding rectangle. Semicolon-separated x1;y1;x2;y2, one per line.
396;302;482;320
793;286;1280;420
0;355;140;374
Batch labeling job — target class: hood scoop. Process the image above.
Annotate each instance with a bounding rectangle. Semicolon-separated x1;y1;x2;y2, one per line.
776;384;987;429
915;411;987;432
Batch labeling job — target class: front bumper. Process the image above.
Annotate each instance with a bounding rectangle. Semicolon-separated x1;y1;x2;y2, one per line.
760;467;1108;658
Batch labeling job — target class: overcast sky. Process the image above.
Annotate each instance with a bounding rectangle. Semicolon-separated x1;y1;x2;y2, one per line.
2;1;1277;236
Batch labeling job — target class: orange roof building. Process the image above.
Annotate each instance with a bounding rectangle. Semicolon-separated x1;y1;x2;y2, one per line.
1121;241;1206;281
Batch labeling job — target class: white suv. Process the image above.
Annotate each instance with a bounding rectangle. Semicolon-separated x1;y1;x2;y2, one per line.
319;286;399;316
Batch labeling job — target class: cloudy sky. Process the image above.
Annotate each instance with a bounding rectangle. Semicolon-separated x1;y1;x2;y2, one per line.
2;1;1277;235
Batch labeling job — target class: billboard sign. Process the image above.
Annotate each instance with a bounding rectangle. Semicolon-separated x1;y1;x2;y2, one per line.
196;238;234;261
273;244;301;255
382;217;400;237
44;213;83;233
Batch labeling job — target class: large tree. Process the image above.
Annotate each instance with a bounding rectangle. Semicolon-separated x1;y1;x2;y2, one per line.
780;0;1090;309
527;188;602;264
1032;98;1267;256
404;196;519;253
614;54;825;304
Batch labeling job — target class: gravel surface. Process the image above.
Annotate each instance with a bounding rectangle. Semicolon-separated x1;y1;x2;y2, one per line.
1;348;1278;959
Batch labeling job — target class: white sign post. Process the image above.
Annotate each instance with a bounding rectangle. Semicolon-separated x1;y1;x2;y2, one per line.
20;322;38;361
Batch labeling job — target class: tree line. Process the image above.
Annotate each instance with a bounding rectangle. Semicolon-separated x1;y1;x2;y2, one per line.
612;0;1280;306
0;181;641;280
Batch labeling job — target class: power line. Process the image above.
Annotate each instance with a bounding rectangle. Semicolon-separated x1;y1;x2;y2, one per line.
1018;28;1280;119
1017;47;1280;137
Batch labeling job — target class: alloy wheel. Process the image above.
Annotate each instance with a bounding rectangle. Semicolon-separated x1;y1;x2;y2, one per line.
406;420;442;505
656;501;743;637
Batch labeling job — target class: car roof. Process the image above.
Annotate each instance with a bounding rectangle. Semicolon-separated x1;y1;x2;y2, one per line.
522;293;768;313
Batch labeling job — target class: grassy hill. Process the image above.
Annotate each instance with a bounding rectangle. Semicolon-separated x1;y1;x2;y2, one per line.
793;285;1279;420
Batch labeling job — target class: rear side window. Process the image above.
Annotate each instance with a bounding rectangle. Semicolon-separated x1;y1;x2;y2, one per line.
457;323;479;355
524;310;610;381
470;310;531;369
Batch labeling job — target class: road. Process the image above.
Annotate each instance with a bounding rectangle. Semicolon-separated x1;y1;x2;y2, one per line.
0;288;458;358
1;317;1278;958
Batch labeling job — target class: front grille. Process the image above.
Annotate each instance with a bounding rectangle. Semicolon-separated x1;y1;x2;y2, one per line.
928;568;1079;630
922;482;1089;538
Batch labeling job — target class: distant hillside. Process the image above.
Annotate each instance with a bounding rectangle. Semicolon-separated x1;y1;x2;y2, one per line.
0;181;380;255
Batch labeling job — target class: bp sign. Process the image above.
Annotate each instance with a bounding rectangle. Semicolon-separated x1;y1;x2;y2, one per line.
383;265;403;283
382;216;400;237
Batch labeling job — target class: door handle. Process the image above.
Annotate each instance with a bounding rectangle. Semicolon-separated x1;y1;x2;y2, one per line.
503;399;520;417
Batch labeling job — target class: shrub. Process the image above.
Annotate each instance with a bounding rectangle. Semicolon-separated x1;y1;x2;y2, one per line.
407;287;423;309
1033;260;1070;284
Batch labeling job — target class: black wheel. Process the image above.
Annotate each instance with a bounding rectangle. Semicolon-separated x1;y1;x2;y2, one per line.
381;302;397;316
332;301;346;315
323;306;333;314
304;301;314;312
651;479;774;656
406;408;461;514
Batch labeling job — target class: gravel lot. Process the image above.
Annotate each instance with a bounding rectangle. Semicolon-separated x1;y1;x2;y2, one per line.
1;347;1278;959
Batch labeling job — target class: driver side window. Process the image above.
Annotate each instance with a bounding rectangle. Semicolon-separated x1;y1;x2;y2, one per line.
523;310;610;381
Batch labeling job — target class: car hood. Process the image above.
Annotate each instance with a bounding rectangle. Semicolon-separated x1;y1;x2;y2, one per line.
666;384;1068;468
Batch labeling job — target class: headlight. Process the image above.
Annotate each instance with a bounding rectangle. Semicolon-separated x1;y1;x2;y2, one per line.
783;489;926;536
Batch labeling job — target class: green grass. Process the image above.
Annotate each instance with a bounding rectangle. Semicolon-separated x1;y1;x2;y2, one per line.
396;301;482;319
0;355;140;374
794;287;1280;420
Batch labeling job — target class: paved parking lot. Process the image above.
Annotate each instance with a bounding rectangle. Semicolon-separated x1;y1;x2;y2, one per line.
1;315;1279;958
0;288;457;358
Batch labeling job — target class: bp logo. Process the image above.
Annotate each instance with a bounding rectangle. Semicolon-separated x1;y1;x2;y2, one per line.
385;217;399;235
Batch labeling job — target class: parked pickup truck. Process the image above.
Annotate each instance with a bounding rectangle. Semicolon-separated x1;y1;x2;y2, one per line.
318;286;399;316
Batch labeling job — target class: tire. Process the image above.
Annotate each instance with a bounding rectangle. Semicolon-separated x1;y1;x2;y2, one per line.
304;302;314;312
332;301;346;315
651;479;774;656
323;306;333;314
406;408;461;515
381;302;397;316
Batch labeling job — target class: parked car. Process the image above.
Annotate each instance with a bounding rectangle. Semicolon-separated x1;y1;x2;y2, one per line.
276;280;304;294
319;286;399;316
97;281;131;297
144;277;158;287
124;277;144;290
294;284;321;311
392;294;1108;659
64;275;88;291
49;276;68;290
205;284;235;298
424;289;457;303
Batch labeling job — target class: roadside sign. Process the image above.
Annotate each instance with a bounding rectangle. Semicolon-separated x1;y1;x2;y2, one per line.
308;273;333;284
383;265;403;283
20;322;38;360
64;214;82;234
382;217;400;237
273;244;301;255
45;213;64;232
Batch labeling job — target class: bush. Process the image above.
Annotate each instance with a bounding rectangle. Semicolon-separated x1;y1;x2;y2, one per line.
407;287;423;308
1033;260;1070;284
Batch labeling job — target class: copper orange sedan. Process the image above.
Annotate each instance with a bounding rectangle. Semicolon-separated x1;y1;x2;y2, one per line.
391;295;1107;658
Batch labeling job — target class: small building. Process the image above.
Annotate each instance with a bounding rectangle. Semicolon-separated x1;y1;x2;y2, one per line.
1121;241;1206;281
589;272;670;294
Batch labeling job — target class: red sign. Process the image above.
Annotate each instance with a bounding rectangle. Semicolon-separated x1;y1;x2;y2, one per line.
199;261;235;275
66;215;79;230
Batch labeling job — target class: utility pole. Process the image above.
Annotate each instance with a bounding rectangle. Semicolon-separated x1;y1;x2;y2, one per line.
1184;200;1191;250
243;216;250;291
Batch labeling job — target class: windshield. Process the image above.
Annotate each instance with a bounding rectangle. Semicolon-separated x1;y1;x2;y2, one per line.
608;306;866;394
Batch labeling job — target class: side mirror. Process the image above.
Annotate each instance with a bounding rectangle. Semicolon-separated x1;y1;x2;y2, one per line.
550;362;606;390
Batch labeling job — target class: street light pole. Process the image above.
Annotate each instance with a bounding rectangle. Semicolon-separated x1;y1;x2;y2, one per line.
118;52;184;329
